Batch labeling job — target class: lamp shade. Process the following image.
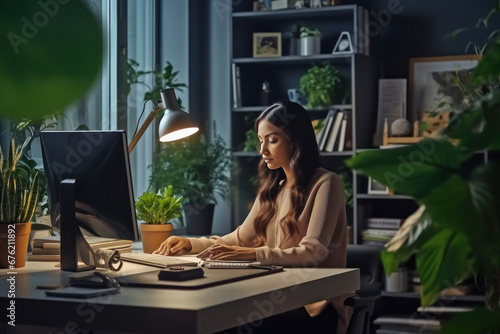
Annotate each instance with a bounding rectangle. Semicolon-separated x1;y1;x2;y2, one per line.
159;88;199;142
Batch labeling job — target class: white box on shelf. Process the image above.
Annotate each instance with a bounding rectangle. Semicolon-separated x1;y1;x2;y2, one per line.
271;0;294;10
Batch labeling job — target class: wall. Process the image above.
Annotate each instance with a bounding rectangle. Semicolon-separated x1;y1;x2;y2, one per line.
343;0;498;78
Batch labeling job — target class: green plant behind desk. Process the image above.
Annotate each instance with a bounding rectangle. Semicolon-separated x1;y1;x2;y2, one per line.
149;130;231;206
300;62;343;109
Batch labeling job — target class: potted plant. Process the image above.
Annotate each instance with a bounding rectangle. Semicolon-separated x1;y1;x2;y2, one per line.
135;186;183;253
299;25;321;56
346;31;500;331
300;62;343;108
149;127;231;235
0;139;39;268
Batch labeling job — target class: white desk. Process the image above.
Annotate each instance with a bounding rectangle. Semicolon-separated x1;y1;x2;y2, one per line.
0;261;359;334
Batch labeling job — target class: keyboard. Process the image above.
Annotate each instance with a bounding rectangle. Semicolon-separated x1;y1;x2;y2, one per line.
120;252;200;268
203;260;261;269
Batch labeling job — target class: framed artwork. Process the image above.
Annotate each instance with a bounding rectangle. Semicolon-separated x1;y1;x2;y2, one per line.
408;55;480;123
368;177;390;195
253;32;282;58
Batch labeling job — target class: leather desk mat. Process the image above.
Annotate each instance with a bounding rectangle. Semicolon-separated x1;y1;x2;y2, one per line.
115;266;284;289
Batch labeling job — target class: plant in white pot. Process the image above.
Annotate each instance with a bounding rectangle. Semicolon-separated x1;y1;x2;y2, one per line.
135;186;183;253
299;26;321;56
0;139;39;268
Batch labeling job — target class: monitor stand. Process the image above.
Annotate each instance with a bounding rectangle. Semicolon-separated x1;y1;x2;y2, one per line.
60;179;96;272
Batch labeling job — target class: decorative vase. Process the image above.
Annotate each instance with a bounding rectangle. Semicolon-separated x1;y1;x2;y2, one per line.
138;223;173;254
300;36;320;56
183;203;215;236
0;222;31;268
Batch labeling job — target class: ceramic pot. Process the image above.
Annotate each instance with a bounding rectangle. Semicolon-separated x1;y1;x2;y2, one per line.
0;222;31;268
139;223;173;254
183;203;215;236
300;36;320;56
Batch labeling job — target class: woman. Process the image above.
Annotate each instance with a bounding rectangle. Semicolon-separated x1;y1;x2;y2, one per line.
154;101;349;333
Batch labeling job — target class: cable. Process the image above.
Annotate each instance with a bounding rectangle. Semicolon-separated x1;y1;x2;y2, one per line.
132;99;152;139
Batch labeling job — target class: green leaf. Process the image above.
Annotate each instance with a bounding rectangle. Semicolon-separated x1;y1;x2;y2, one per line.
0;0;103;120
440;307;500;334
470;42;500;86
444;93;500;152
416;229;473;307
381;206;433;274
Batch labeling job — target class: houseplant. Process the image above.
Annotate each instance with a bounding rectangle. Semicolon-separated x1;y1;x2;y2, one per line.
135;186;183;253
0;139;39;268
346;22;500;332
300;62;343;108
299;25;321;56
127;59;187;107
149;127;231;235
1;0;102;120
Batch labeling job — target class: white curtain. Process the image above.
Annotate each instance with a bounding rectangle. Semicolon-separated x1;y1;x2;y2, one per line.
127;0;157;198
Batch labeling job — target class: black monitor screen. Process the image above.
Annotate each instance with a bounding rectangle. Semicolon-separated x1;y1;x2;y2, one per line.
40;130;139;241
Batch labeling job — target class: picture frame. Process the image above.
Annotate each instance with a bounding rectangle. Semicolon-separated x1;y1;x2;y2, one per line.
408;55;480;123
332;31;353;55
367;177;390;195
253;32;282;58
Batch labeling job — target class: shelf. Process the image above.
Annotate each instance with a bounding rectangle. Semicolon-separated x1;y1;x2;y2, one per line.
232;105;353;112
233;5;359;20
232;151;354;158
357;194;415;200
232;151;259;157
381;291;486;302
233;53;356;65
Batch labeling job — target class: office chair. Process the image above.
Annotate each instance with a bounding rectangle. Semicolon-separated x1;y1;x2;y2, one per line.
344;244;384;334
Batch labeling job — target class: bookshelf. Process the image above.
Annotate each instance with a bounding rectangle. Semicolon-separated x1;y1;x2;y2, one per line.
229;2;382;243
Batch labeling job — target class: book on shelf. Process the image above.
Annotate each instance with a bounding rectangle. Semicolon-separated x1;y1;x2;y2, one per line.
374;314;441;332
318;109;335;151
364;218;404;230
361;228;397;243
337;112;348;152
324;109;345;152
361;240;387;247
231;63;242;108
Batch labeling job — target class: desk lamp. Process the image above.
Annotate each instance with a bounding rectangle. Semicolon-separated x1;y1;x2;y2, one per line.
128;88;199;154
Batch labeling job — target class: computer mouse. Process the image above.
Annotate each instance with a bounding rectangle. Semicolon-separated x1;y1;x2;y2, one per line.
69;272;120;289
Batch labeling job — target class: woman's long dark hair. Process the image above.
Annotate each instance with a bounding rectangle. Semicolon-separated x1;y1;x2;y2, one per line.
253;101;320;246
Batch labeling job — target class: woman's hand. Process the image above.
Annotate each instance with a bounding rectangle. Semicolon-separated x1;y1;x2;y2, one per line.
153;236;192;255
208;245;257;261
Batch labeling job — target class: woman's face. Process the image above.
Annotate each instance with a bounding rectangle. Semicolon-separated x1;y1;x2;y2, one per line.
257;119;292;170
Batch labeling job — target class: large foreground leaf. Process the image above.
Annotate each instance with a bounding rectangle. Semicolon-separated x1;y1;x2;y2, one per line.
0;1;102;120
416;229;473;306
444;93;500;153
440;307;500;334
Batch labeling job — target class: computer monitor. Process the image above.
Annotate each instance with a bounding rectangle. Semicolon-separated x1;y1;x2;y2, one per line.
40;130;139;271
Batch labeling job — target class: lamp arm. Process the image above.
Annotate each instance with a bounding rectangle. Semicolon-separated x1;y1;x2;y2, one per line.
128;105;164;154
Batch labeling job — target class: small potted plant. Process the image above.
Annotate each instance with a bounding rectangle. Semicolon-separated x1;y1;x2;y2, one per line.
149;126;231;235
300;61;343;108
299;25;321;56
135;186;183;253
0;139;39;268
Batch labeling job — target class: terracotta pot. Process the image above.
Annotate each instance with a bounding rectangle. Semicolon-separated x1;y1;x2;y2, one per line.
139;223;173;254
0;222;32;268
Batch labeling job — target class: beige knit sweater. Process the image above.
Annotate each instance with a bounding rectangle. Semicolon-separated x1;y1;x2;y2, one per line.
188;167;351;333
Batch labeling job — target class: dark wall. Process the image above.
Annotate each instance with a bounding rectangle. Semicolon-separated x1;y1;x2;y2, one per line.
343;0;499;78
